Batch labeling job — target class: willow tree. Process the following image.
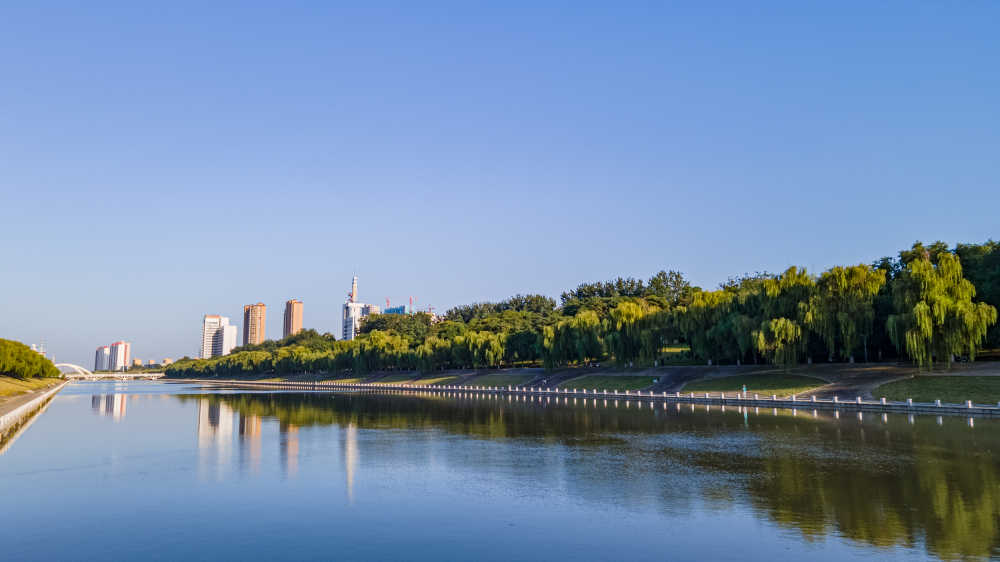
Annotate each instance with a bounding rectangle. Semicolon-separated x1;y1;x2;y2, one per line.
569;310;603;364
541;325;561;369
762;266;815;320
680;290;735;364
354;330;411;372
723;313;759;364
466;331;505;368
637;308;680;365
755;317;803;368
887;253;997;369
604;301;647;366
753;267;815;366
807;264;886;362
416;336;452;372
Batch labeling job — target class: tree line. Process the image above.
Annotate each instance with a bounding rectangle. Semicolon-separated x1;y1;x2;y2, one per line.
0;339;60;379
166;240;999;378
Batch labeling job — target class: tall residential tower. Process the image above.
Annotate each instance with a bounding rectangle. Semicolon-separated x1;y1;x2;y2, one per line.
108;341;131;371
243;303;267;346
283;299;303;339
94;346;110;371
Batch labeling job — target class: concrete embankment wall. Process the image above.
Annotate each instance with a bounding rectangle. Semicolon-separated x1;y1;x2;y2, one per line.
0;381;67;442
188;379;1000;418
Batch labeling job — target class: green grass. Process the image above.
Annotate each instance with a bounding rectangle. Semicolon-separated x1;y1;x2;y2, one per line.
877;376;1000;405
557;375;657;391
371;374;419;385
322;377;364;384
413;376;461;386
683;374;826;397
0;376;59;398
460;374;534;387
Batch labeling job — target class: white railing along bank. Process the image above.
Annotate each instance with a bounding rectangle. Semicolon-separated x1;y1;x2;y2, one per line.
192;379;1000;418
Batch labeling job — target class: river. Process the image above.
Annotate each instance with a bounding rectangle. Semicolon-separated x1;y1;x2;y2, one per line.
1;380;998;560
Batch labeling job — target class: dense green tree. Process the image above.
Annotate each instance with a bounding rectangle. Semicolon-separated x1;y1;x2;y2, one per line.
360;313;432;344
755;317;804;368
644;270;696;306
561;277;646;302
444;294;555;323
887;253;997;369
681;290;735;363
955;240;1000;348
541;310;604;368
604;301;649;366
807;265;886;362
504;329;542;365
752;267;815;367
416;336;452;372
164;243;1000;379
899;240;950;265
0;339;60;379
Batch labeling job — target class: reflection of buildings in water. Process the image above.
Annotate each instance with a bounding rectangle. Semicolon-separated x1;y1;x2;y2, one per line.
90;394;127;420
238;414;262;473
344;423;358;503
197;399;234;448
197;399;235;480
279;422;299;478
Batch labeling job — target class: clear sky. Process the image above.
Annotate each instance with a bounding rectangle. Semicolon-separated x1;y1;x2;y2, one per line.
2;2;998;366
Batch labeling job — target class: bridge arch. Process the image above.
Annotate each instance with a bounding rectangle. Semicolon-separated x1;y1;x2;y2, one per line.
54;363;94;378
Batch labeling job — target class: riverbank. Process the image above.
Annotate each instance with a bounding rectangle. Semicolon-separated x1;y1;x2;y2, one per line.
177;377;1000;418
0;376;61;399
164;361;1000;401
0;379;67;450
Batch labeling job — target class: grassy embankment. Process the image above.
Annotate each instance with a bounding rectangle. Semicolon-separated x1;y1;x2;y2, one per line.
370;374;420;385
557;375;657;391
459;374;534;387
877;376;1000;404
415;376;461;386
0;376;59;399
682;374;826;397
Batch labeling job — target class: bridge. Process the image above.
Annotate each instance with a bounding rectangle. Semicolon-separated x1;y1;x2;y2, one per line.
54;364;164;381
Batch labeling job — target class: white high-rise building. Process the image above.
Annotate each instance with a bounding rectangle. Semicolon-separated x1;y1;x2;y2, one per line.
216;323;238;357
201;315;223;358
201;315;238;359
341;276;380;340
108;341;131;371
94;346;110;371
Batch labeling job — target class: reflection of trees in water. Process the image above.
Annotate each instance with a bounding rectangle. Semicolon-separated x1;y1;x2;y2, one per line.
731;420;1000;560
177;392;1000;559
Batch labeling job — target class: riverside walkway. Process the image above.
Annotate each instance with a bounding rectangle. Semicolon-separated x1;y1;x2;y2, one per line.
188;379;1000;418
0;381;67;453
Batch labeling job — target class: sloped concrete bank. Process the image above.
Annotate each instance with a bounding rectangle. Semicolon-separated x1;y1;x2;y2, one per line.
0;381;67;448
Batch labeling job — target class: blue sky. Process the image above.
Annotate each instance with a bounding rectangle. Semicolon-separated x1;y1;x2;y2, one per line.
2;2;998;366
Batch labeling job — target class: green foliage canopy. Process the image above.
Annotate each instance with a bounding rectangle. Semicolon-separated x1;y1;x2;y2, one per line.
0;338;61;379
887;252;997;369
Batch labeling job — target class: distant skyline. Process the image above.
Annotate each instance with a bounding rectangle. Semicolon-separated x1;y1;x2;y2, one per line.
2;2;998;365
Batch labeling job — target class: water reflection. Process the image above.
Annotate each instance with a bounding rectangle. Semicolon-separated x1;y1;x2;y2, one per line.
197;399;233;479
90;394;127;420
238;413;262;474
178;390;1000;560
279;422;299;478
344;422;357;503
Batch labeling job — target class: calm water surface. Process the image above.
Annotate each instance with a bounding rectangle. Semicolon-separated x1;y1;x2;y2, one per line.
2;381;998;561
